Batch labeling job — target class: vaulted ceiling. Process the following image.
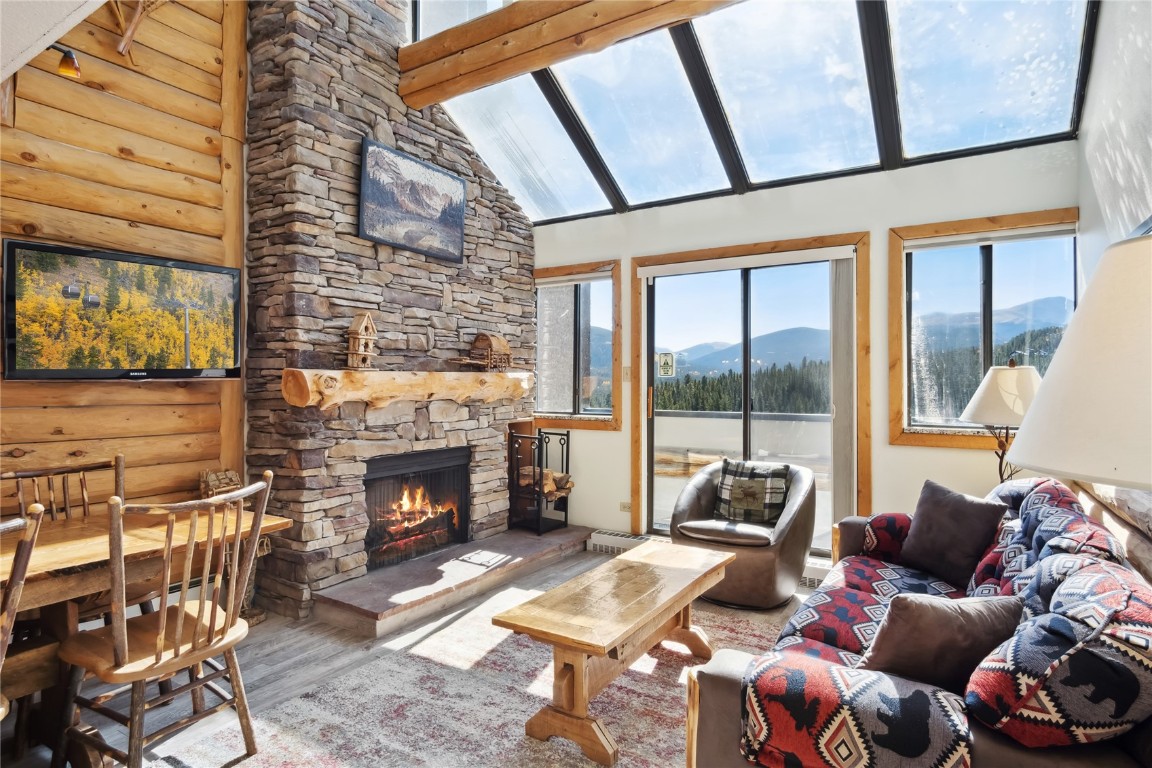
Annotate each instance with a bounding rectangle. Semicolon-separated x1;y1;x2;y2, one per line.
416;0;1099;225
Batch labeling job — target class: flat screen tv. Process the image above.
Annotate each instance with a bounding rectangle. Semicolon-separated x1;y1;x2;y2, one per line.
3;240;241;380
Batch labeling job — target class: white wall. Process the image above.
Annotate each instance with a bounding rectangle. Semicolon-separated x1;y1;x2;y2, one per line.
1077;0;1152;272
535;143;1080;532
0;1;103;80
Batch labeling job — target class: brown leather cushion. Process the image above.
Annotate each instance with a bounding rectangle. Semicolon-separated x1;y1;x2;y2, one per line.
856;593;1023;694
901;479;1008;588
676;519;774;547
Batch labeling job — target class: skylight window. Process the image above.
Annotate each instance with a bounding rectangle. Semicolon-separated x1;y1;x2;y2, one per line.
889;0;1089;157
551;31;729;205
417;0;503;39
694;0;879;181
443;76;611;222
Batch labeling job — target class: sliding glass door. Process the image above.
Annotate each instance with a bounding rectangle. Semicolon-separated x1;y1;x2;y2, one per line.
647;256;849;554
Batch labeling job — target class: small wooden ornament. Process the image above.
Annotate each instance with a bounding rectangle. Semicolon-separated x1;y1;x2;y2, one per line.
346;313;379;369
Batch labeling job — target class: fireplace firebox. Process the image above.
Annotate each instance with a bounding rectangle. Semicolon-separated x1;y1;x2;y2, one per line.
364;447;471;569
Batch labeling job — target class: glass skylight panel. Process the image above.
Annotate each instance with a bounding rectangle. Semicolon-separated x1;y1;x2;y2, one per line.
694;0;879;182
417;1;504;39
889;0;1088;157
551;31;728;205
443;76;610;222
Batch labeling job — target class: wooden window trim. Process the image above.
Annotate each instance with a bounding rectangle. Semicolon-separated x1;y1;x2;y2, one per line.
630;232;873;533
533;259;622;432
887;208;1079;449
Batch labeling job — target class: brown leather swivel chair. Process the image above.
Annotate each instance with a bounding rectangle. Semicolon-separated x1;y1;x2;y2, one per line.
670;462;815;609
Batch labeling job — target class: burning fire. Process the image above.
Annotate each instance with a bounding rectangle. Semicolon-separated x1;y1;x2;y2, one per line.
390;484;455;527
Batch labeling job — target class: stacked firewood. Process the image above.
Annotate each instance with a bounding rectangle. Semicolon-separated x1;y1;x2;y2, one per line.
518;467;575;502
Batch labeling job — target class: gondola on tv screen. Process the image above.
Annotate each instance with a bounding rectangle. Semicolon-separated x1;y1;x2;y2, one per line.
2;239;241;381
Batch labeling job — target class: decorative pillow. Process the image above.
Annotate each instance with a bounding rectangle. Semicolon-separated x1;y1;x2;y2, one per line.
966;560;1152;747
714;459;789;525
856;593;1023;694
862;513;913;563
901;480;1009;589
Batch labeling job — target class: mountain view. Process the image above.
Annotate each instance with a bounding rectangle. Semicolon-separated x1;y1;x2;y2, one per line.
583;296;1070;415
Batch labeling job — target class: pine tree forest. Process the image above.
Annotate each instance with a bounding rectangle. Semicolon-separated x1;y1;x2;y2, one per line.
652;325;1063;416
12;249;237;371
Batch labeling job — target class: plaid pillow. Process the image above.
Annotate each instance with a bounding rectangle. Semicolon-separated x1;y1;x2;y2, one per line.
714;459;789;525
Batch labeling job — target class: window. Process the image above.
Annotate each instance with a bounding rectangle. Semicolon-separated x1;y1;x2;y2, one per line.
551;30;728;205
534;261;621;430
889;210;1078;446
888;0;1090;158
693;0;878;182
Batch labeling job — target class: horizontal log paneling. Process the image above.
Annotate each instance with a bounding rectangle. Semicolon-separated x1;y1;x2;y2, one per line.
150;2;224;48
27;48;222;130
0;380;222;407
0;405;220;443
87;5;224;77
0;2;245;511
179;1;225;24
1;432;222;474
16;69;223;156
15;99;222;182
2;198;224;263
1;162;224;237
1;129;223;209
61;21;222;102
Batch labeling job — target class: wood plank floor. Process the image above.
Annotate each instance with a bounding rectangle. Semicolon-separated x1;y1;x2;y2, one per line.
4;549;613;767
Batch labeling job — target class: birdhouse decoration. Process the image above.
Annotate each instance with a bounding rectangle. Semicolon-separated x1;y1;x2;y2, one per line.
468;333;512;371
345;313;379;369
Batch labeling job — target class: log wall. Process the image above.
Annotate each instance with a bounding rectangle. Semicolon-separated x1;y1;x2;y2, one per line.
0;0;247;503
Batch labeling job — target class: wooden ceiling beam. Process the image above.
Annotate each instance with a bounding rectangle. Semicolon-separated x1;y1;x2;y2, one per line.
399;0;741;110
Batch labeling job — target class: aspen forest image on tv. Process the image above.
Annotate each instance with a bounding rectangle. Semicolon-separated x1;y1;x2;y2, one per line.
11;248;237;371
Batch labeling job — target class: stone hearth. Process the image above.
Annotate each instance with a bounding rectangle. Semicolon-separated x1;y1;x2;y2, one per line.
313;526;592;638
243;0;536;619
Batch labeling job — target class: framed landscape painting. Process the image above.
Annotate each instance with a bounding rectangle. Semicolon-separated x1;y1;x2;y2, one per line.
358;140;466;262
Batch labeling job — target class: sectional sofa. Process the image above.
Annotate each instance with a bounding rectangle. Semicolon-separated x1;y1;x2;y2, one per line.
687;477;1152;767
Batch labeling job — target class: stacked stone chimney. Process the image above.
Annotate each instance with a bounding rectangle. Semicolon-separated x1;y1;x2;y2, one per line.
243;0;536;619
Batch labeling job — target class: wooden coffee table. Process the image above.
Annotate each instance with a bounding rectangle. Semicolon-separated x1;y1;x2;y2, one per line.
492;540;734;766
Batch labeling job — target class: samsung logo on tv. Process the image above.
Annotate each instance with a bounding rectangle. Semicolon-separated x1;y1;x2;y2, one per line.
129;371;147;377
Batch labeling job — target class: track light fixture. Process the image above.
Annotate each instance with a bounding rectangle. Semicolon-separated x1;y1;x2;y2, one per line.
48;44;81;78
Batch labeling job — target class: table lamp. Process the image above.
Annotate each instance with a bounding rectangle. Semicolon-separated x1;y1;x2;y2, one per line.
1007;234;1152;491
960;359;1043;482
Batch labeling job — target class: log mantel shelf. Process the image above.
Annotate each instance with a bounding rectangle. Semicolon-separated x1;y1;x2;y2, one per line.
280;368;535;410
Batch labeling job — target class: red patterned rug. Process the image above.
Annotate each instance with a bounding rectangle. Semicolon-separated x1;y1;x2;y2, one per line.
148;577;796;767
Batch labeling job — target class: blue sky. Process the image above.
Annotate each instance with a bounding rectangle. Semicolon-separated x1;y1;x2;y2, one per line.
441;0;1087;221
653;262;832;350
650;236;1074;351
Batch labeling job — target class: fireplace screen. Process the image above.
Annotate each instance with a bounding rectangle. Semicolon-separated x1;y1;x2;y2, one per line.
364;447;471;569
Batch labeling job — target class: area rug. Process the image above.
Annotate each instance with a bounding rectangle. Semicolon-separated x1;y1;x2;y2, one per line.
147;580;797;768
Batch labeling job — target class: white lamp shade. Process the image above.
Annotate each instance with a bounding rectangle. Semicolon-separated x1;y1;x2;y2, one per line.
960;365;1042;427
1007;234;1152;490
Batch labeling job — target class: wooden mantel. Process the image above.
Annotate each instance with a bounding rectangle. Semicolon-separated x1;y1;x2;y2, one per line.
281;369;535;410
398;0;740;109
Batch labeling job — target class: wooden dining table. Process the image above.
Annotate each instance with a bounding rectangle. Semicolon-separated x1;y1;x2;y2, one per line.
0;508;290;759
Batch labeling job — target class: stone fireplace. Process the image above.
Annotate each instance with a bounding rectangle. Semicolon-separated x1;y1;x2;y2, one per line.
243;0;536;619
363;447;471;569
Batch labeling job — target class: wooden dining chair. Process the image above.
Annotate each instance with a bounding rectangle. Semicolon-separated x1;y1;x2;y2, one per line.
0;456;165;619
1;504;45;720
1;456;125;522
51;471;273;768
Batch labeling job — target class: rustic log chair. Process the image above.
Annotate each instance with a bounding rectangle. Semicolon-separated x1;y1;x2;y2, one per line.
1;457;168;757
51;471;273;768
0;456;166;620
1;505;45;720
